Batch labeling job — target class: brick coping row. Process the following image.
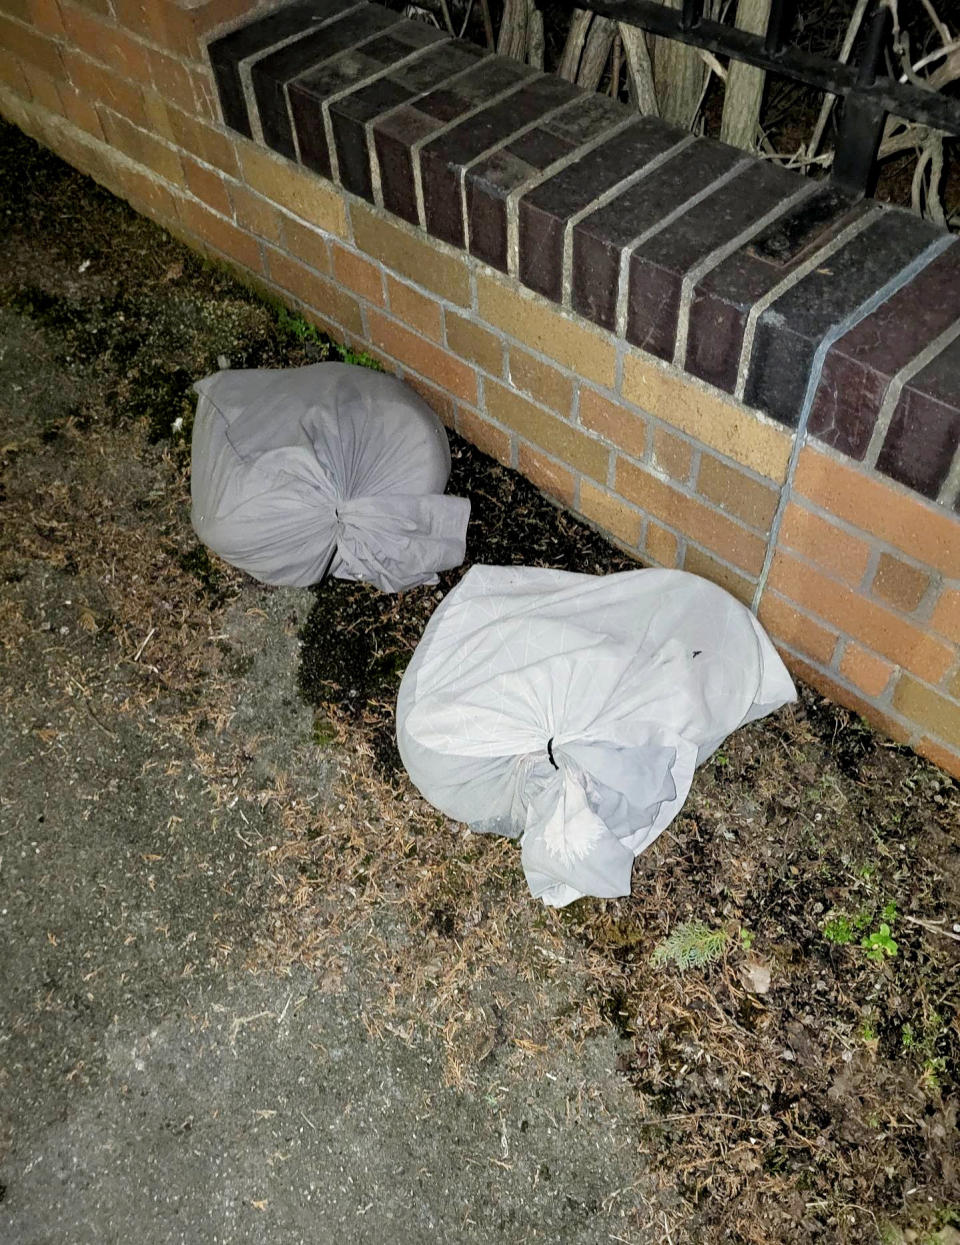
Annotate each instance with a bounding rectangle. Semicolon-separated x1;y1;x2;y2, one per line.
207;0;960;512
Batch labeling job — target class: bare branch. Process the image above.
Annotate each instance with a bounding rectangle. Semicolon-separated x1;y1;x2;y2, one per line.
618;22;659;115
558;9;593;81
927;134;947;226
919;0;952;46
496;0;529;60
720;0;769;150
906;38;960;77
610;31;622;98
456;0;475;40
479;0;495;49
652;0;709;127
577;14;617;91
806;0;871;162
528;1;544;68
924;44;960;89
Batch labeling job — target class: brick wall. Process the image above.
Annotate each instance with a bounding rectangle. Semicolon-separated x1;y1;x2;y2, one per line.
1;0;959;777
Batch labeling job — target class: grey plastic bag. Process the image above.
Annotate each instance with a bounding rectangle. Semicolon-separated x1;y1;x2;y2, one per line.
397;566;796;907
191;363;470;592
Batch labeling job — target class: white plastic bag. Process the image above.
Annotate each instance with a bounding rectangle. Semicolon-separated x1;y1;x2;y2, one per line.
397;566;795;906
191;362;470;592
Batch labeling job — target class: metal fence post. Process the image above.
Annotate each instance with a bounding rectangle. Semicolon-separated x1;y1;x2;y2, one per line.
831;2;891;197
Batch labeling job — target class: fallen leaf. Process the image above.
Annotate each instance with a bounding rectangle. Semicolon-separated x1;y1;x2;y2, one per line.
740;959;771;994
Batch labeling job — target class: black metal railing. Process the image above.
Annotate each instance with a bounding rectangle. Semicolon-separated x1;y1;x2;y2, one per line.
555;0;960;197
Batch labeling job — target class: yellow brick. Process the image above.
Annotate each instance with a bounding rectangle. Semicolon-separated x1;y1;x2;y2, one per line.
893;676;960;749
683;546;755;605
388;277;442;341
486;382;608;481
622;351;793;482
142;90;173;142
239;143;347;237
281;214;331;274
351;203;470;306
266;248;362;337
445;312;503;375
651;427;692;483
580;388;646;459
99;110;183;186
477;273;616;388
518;444;576;506
509;348;572;416
617;458;767;575
645;521;679;568
457;407;513;466
231;183;282;244
579;481;643;549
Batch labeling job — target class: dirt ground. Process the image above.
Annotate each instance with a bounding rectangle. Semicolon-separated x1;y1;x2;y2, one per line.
0;120;958;1244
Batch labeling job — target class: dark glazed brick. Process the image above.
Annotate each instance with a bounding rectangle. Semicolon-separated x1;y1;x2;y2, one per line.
420;75;579;248
748;184;857;264
293;24;446;110
389;40;485;94
877;336;960;498
466;94;625;272
809;242;960;459
374;109;442;223
745;209;942;427
519;118;686;304
625;159;801;358
252;5;402;159
288;23;446;189
331;78;416;197
542;94;627;146
570;138;738;334
467;148;555;272
341;42;485;210
293;72;411;184
684;196;869;393
507;128;577;168
289;88;333;177
418;57;534;121
208;0;355;137
373;56;533;226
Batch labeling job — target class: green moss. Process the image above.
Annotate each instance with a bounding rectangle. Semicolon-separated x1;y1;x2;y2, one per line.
312;714;337;747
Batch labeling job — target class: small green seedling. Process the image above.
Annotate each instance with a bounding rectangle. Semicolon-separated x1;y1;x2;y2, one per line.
276;305;328;349
274;306;383;372
739;928;754;953
651;922;729;972
823;915;855;945
823;902;888;948
862;923;898;963
901;1012;947;1091
921;1056;947;1090
336;343;382;370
